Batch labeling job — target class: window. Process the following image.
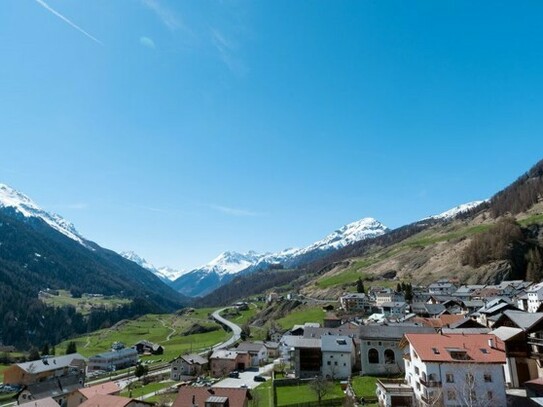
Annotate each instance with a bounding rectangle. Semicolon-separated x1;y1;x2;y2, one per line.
415;366;420;375
447;390;456;400
334;361;338;366
416;382;421;391
327;361;331;366
368;348;379;364
384;349;395;364
378;341;382;346
367;341;371;346
446;373;454;383
487;391;493;400
484;373;492;382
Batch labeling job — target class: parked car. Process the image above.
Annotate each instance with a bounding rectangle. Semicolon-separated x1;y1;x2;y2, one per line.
254;375;266;382
228;371;240;378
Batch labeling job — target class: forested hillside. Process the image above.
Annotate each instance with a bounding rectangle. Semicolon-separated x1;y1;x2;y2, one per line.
0;208;187;349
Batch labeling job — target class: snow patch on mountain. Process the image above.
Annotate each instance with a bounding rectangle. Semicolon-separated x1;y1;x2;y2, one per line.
196;250;267;276
0;183;88;247
120;251;186;281
176;217;389;292
426;200;485;221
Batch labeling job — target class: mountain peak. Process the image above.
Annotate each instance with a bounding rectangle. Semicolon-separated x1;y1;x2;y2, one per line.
426;200;485;221
120;250;186;281
0;183;86;247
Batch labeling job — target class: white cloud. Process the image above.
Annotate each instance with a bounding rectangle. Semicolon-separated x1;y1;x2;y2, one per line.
210;27;247;76
141;0;182;31
34;0;103;45
207;204;264;217
140;36;156;49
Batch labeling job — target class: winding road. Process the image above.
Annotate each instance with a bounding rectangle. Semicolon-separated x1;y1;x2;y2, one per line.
210;307;242;350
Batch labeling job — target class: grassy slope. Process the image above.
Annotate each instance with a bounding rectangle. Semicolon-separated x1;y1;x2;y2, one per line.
305;208;543;296
40;290;131;315
276;306;326;330
56;309;229;361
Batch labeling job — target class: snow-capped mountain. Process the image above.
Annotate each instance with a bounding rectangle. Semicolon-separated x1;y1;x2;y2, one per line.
426;200;485;221
120;251;186;281
0;183;87;247
197;251;267;276
171;217;389;297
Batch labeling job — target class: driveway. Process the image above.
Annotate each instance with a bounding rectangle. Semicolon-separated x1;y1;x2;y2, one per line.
213;363;273;389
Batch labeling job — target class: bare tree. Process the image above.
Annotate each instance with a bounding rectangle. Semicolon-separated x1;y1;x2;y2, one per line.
309;376;332;405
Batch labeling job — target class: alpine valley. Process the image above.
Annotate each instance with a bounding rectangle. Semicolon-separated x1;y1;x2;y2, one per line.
0;184;187;348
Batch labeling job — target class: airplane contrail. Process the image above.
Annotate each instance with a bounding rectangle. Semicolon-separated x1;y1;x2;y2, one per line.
34;0;103;45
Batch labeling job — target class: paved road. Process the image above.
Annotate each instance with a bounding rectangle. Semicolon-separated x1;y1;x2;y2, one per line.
210;308;242;350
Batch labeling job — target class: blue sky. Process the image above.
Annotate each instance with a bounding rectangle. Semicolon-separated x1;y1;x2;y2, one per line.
1;1;542;270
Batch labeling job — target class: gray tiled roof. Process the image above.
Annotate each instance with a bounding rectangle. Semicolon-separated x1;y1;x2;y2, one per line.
321;335;353;352
502;310;543;331
16;354;86;374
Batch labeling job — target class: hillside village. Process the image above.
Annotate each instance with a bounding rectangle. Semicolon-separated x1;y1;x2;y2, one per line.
4;278;543;407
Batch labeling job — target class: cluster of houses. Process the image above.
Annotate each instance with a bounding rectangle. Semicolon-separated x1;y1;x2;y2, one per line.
1;353;152;407
276;278;543;406
10;279;543;407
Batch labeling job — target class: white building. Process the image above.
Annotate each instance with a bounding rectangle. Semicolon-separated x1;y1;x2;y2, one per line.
339;293;371;313
527;282;543;313
87;348;138;372
401;333;506;407
375;289;405;306
320;335;354;380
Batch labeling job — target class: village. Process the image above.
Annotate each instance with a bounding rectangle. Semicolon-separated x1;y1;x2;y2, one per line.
3;279;543;407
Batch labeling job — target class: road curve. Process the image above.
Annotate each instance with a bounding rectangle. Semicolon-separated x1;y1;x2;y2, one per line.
211;307;242;350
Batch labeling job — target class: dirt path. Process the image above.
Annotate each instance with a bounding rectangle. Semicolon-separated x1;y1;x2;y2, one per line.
155;316;177;341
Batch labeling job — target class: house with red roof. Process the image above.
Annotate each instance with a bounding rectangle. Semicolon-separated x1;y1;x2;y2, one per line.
67;381;121;407
387;333;507;407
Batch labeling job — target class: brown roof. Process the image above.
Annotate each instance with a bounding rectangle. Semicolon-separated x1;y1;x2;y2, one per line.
411;314;466;328
79;395;152;407
403;333;506;364
19;397;60;407
173;387;251;407
79;382;121;399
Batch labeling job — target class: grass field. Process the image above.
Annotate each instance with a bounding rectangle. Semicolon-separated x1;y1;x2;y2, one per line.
120;380;175;398
251;380;272;407
220;304;262;326
56;309;229;361
519;212;543;226
351;376;378;398
276;306;326;330
40;290;131;314
275;382;344;406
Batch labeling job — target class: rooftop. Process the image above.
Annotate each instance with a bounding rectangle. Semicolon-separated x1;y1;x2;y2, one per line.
78;382;120;399
403;333;505;364
15;354;86;374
